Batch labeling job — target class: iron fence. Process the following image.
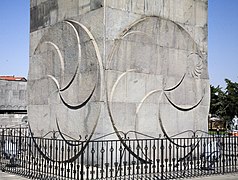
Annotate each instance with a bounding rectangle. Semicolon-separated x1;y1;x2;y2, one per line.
0;127;238;179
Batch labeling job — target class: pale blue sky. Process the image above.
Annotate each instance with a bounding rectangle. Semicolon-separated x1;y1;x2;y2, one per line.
0;0;29;78
208;0;238;88
0;0;237;88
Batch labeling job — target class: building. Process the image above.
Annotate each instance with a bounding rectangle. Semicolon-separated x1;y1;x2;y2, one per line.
0;76;27;127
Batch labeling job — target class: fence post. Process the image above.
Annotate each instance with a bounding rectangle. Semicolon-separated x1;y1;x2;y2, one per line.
19;127;21;157
0;129;3;168
81;141;84;180
161;139;164;179
222;135;225;174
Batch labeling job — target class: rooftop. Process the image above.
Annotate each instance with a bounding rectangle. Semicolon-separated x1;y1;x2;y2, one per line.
0;76;27;82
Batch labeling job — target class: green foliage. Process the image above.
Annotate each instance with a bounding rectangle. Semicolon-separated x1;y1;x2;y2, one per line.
210;85;226;118
208;130;227;135
210;79;238;121
224;79;238;119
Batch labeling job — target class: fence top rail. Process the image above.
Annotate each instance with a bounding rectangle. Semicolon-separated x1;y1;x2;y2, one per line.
0;127;236;143
1;134;236;143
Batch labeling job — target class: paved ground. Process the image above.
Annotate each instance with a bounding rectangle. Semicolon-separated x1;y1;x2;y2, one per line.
0;171;237;180
191;173;237;180
0;171;29;180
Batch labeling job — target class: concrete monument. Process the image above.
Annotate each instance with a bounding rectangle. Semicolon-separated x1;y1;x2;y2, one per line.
28;0;209;141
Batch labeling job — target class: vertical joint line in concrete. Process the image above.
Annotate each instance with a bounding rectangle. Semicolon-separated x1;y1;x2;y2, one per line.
103;0;106;67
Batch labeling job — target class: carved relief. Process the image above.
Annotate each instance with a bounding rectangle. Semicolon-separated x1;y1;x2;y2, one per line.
107;16;208;140
30;15;209;140
29;15;209;164
31;20;102;141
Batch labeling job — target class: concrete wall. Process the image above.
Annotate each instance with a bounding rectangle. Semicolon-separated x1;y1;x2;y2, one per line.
0;80;27;111
0;114;27;127
0;80;27;126
28;0;209;139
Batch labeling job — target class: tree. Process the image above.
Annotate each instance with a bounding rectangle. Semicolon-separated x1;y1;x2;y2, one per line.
210;85;226;118
224;79;238;120
210;79;238;122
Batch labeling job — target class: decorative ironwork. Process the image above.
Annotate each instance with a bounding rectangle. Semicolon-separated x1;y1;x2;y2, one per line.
0;127;238;179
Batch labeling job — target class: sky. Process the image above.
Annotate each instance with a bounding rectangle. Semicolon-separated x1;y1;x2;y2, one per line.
0;0;30;78
208;0;238;88
0;0;238;88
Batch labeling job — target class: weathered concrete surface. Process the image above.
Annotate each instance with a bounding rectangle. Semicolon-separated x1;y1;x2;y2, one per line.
28;0;209;139
0;80;27;126
0;80;27;111
0;114;27;127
